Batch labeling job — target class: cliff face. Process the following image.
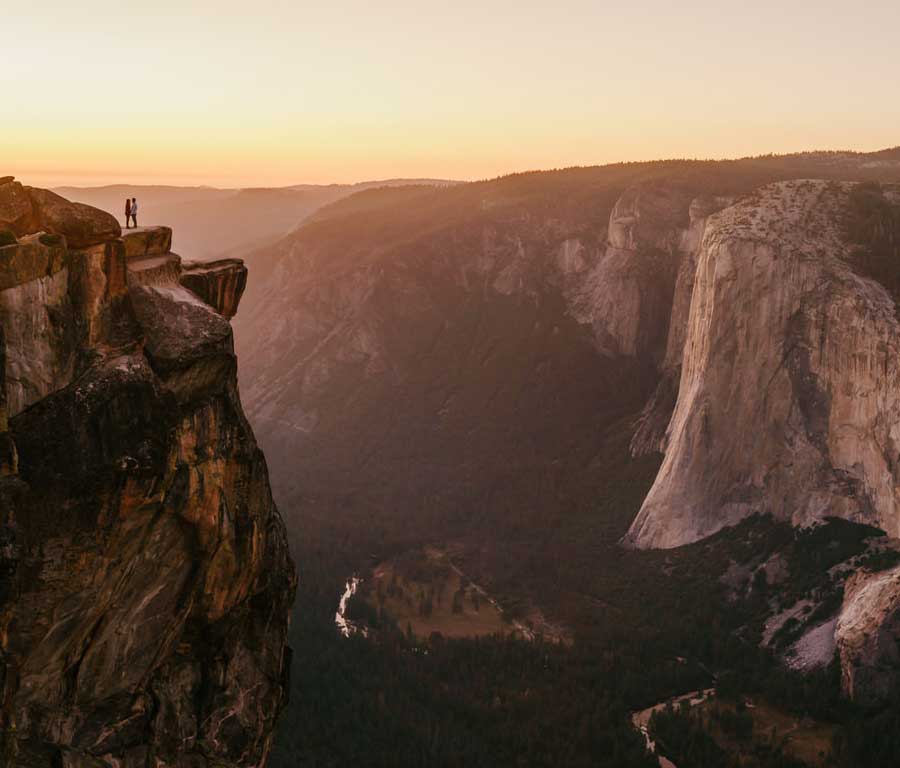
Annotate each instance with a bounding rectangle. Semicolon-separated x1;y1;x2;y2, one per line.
618;179;900;705
232;154;900;709
0;178;295;767
626;181;900;549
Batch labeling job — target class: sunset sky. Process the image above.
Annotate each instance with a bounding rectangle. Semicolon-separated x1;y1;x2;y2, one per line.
5;0;899;188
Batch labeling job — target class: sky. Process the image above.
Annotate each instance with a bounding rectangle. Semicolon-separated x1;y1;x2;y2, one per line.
4;0;899;188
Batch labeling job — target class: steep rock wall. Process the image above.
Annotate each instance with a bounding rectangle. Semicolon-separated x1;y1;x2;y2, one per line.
627;180;900;548
0;207;295;767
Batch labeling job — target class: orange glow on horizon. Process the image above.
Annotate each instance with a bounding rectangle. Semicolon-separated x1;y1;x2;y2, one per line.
6;1;899;189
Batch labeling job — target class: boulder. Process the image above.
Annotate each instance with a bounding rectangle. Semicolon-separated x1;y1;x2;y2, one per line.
25;187;120;248
129;283;235;403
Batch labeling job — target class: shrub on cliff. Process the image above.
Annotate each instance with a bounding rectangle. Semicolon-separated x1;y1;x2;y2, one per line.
0;229;17;247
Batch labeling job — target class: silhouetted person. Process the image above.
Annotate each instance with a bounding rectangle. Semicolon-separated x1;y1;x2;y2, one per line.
125;198;132;228
131;197;138;228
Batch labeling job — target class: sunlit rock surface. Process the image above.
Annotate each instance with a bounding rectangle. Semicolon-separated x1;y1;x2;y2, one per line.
627;181;900;548
837;564;900;704
0;177;120;248
0;194;295;766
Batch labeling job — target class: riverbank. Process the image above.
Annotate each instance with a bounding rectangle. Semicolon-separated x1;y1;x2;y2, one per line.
632;688;716;767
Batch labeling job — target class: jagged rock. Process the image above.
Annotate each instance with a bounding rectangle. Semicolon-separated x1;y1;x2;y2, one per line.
0;186;295;766
181;258;248;319
25;187;121;248
836;565;900;704
626;181;900;548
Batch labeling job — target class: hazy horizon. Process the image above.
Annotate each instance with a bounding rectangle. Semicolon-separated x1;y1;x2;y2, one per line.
14;144;898;190
7;0;899;188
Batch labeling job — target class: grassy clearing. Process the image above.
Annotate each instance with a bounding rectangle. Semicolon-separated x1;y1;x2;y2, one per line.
366;547;513;639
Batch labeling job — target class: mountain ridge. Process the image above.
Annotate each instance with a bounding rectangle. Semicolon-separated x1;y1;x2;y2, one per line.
235;148;900;709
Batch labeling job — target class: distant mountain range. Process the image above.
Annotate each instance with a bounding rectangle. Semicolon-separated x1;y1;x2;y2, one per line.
55;178;458;260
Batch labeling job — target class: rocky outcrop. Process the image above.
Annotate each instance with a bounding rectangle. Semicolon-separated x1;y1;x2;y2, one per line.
0;192;295;766
181;259;248;319
626;181;900;548
1;177;120;248
836;565;900;704
25;188;121;249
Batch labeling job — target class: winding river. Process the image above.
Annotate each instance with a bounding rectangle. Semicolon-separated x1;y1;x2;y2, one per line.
631;687;716;768
335;573;713;766
334;576;367;637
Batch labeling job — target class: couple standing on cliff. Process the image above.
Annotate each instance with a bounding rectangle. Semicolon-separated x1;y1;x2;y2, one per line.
124;197;139;229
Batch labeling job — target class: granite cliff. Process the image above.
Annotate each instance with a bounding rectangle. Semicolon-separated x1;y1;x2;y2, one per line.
0;177;295;767
234;152;900;711
621;178;900;706
626;180;900;548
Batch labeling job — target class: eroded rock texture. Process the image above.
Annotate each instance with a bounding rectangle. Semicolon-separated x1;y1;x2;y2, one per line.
626;181;900;549
0;198;295;767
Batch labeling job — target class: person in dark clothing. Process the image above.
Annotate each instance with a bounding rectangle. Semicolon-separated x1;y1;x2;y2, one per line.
125;198;132;228
130;197;138;228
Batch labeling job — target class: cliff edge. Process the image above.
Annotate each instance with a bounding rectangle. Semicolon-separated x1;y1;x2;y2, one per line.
0;177;295;767
626;180;900;549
